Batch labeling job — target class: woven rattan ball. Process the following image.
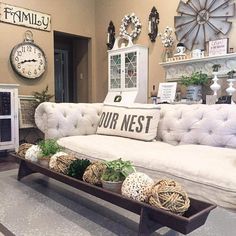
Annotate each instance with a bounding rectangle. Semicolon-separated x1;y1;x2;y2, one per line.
83;161;106;186
121;172;154;202
17;143;33;158
49;152;68;169
148;179;190;215
50;154;76;174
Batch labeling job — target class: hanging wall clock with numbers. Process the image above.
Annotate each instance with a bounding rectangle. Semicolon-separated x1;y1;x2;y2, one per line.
10;30;47;79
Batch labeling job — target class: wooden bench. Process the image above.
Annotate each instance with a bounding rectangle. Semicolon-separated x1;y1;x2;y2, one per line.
13;154;216;236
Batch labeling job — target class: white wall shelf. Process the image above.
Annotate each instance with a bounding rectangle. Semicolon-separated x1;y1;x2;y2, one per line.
159;53;236;81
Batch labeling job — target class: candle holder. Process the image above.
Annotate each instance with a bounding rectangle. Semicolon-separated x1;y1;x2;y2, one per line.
210;71;221;96
106;21;115;50
148;6;159;42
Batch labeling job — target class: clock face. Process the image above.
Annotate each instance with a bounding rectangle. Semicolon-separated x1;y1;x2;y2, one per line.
10;42;46;79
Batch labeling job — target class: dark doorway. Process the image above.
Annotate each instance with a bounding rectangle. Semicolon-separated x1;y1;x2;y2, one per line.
54;32;89;103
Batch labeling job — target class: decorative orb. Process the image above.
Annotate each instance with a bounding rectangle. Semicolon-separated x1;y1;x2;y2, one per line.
25;145;42;162
50;154;76;174
148;179;190;215
121;172;154;202
83;161;107;186
49;152;68;169
17;143;33;158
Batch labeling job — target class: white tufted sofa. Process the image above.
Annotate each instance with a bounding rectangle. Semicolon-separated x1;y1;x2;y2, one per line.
35;102;236;211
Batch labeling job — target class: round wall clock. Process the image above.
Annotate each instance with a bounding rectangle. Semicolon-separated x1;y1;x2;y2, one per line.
10;31;46;79
174;0;235;50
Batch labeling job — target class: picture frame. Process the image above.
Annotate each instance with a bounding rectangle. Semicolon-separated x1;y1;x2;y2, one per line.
208;38;228;57
157;82;177;103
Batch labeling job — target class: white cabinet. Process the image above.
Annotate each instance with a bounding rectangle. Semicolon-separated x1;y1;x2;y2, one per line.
0;84;19;151
104;44;148;104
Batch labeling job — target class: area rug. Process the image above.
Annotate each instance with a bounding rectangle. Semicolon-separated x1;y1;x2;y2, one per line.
0;169;236;236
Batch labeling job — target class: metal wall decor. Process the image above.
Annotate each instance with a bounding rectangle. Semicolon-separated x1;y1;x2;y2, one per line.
148;6;159;42
106;21;115;50
174;0;235;50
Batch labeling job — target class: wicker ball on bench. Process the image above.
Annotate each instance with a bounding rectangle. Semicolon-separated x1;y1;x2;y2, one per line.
148;179;190;215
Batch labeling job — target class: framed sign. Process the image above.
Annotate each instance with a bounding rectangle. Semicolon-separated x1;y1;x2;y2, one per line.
0;3;51;31
157;82;177;103
208;38;228;57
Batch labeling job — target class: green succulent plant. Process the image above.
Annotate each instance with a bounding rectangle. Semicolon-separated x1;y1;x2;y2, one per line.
181;71;209;87
101;158;135;182
38;139;63;157
67;159;91;180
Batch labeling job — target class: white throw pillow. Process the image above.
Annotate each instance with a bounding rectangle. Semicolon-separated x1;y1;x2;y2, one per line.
96;104;160;141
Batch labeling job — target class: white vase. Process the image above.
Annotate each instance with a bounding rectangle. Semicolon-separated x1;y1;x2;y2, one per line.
226;79;236;104
210;72;221;96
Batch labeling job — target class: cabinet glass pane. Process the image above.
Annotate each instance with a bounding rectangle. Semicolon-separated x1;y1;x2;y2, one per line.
0;119;11;142
125;52;137;88
110;55;121;89
0;92;11;115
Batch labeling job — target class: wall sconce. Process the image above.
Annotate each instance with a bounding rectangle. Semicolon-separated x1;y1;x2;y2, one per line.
106;21;115;50
148;6;159;42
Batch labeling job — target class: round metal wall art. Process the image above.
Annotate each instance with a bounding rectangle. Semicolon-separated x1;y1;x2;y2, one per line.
174;0;235;50
119;13;142;40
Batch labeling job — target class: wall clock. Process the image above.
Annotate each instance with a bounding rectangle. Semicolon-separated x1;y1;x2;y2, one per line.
10;30;46;79
174;0;235;50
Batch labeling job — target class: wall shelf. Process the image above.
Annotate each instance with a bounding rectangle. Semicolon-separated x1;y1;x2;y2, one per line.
159;53;236;81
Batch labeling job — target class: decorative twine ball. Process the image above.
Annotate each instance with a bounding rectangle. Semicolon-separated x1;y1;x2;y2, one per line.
148;179;190;215
25;145;42;162
83;161;107;186
17;143;33;158
50;154;76;174
49;152;68;169
121;172;154;202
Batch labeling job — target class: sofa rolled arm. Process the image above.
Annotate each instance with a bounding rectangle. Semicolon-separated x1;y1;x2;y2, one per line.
35;102;103;139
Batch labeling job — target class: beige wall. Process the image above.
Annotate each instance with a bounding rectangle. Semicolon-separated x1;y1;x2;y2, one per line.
0;0;96;101
95;0;236;102
1;0;236;102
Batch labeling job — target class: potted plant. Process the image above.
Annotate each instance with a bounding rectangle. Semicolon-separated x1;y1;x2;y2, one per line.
38;139;63;167
67;159;91;180
101;158;135;193
181;71;209;101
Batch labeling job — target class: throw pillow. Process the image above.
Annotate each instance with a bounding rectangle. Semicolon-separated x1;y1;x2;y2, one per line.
96;104;160;141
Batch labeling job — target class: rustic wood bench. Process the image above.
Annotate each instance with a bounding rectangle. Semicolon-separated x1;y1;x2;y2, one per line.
13;154;216;236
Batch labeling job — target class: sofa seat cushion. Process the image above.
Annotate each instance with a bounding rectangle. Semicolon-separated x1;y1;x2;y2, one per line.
58;135;236;210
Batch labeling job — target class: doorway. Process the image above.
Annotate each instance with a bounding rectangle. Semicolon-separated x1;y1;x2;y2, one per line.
54;32;89;103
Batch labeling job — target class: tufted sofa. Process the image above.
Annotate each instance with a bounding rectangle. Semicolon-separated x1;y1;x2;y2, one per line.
35;102;236;211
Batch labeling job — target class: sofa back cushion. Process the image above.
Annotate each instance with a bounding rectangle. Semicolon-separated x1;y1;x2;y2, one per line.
35;102;103;139
157;104;236;148
96;104;160;141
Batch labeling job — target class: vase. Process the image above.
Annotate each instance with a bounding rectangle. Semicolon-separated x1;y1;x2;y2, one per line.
38;157;50;168
161;47;173;62
101;180;123;194
186;85;202;101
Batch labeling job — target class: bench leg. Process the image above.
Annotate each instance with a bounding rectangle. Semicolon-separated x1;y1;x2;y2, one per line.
138;207;163;236
17;160;36;180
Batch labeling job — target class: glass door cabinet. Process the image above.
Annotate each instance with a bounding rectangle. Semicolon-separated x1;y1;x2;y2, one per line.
106;44;148;104
0;84;19;151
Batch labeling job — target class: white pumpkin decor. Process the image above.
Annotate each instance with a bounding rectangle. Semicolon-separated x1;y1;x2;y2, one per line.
121;172;154;202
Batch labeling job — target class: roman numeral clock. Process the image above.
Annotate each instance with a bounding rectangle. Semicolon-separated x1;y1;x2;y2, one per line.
174;0;235;50
10;30;46;79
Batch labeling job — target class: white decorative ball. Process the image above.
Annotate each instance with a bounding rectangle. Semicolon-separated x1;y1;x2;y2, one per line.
121;172;154;202
49;152;68;169
25;145;42;162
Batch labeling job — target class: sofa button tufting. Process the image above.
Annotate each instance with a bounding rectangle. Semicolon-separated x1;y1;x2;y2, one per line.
188;128;191;132
74;124;77;128
208;130;213;135
56;124;60;129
